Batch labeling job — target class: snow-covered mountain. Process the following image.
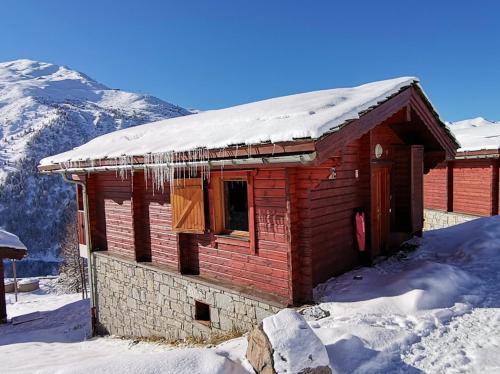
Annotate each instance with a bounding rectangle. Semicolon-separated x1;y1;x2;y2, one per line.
0;59;190;276
447;117;500;151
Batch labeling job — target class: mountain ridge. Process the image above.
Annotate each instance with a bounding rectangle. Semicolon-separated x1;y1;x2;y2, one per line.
0;59;190;275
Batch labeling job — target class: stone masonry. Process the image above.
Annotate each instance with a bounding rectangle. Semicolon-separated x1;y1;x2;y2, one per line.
93;252;283;339
424;208;480;230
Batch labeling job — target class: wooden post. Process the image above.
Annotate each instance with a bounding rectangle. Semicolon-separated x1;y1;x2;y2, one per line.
447;161;454;212
12;259;18;303
0;259;5;323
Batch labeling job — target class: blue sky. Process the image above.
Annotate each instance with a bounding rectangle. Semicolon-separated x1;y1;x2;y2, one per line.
1;0;499;121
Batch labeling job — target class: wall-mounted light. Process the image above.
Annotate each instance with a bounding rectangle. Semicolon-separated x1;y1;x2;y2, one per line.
355;169;359;179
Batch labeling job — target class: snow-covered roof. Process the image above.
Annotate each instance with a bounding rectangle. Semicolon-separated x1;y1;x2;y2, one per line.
0;229;27;251
40;77;419;166
447;117;500;152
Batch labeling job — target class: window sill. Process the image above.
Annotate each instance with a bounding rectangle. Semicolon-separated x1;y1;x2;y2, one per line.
214;233;252;252
215;233;250;242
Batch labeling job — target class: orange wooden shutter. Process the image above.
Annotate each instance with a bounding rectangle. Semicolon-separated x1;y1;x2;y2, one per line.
171;178;205;233
209;176;224;233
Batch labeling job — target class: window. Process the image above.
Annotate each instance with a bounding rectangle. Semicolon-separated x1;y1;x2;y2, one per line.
195;301;211;325
209;171;256;252
223;181;249;233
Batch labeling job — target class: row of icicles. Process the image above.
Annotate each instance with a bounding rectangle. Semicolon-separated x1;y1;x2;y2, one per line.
61;144;269;192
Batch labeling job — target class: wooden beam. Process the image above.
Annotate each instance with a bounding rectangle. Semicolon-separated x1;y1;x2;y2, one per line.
0;248;26;260
38;140;316;172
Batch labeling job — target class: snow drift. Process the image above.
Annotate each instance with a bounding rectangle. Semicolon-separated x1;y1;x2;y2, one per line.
262;309;331;373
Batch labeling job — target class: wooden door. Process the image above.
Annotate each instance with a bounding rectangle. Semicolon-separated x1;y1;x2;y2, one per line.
371;166;390;258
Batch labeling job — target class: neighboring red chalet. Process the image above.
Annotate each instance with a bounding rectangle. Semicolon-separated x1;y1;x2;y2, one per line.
39;77;457;336
424;118;500;217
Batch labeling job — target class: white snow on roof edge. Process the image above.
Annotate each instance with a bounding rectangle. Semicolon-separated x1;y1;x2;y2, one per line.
0;229;27;251
40;77;420;167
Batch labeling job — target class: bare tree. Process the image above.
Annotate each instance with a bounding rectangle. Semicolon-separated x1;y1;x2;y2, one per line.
57;204;87;296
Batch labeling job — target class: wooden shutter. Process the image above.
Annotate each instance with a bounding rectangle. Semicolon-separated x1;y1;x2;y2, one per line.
171;178;205;233
209;176;224;233
411;145;424;233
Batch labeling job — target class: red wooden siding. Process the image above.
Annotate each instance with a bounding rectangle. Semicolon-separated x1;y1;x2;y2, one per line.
87;170;293;303
424;159;500;217
193;169;291;300
77;211;86;245
144;184;180;269
87;175;107;251
310;145;365;284
290;134;371;300
424;162;448;211
452;160;497;216
101;175;135;258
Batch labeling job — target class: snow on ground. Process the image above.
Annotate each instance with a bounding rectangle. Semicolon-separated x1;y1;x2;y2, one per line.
304;216;500;373
2;217;500;373
263;309;330;373
0;278;252;374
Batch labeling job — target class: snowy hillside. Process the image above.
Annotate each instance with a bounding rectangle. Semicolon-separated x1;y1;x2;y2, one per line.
0;59;189;275
447;117;500;151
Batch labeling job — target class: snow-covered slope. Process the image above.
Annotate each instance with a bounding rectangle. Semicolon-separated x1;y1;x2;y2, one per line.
447;117;500;152
0;59;189;275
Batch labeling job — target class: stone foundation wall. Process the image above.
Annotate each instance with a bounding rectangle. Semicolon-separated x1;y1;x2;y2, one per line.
424;209;480;230
93;252;282;339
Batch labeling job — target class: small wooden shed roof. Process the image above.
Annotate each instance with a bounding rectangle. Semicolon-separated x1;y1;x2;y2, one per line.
0;229;26;323
0;230;27;259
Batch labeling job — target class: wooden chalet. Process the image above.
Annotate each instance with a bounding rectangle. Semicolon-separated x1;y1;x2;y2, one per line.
39;77;458;336
425;118;500;217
